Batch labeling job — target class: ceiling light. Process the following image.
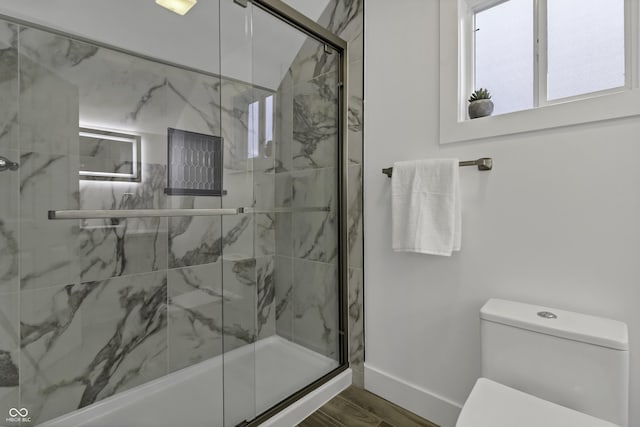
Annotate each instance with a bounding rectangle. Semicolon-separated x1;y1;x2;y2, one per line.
156;0;197;15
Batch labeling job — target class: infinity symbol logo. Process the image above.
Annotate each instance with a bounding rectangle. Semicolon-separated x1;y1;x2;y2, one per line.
8;408;28;417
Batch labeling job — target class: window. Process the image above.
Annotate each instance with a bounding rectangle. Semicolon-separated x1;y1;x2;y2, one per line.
438;0;640;144
472;0;627;116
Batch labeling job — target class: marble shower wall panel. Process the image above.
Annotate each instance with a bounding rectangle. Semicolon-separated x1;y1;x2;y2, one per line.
222;257;257;352
256;256;276;339
348;60;363;166
291;72;339;171
255;213;276;258
348;165;363;269
0;22;18;152
292;259;339;359
169;196;223;269
0;22;20;295
291;167;338;264
78;163;168;283
18;26;223;138
20;271;168;425
348;268;364;387
0;292;20;418
275;85;294;174
277;36;339;93
19;66;81;291
168;262;223;373
274;255;293;341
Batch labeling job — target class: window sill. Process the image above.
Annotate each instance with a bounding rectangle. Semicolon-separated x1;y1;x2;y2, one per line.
440;89;640;144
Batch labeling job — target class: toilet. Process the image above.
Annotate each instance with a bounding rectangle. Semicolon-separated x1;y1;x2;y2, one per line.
456;299;629;427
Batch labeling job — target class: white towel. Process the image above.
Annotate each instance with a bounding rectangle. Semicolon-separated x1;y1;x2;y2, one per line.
391;159;461;256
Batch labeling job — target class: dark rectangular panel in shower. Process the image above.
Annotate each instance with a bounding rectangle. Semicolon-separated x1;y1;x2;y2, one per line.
164;128;224;196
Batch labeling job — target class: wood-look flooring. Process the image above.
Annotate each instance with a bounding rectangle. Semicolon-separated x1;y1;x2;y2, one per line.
298;386;439;427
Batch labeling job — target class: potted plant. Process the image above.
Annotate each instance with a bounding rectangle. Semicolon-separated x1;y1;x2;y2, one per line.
468;88;494;119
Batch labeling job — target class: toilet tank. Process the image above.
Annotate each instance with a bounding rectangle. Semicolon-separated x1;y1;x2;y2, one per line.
481;299;629;427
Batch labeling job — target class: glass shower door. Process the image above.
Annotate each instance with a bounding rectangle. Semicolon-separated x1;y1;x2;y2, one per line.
220;2;342;425
0;6;229;425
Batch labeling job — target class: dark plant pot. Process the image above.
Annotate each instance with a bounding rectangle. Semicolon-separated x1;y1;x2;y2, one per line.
468;99;494;119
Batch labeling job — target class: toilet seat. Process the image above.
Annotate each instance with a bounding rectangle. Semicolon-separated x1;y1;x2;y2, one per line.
456;378;618;427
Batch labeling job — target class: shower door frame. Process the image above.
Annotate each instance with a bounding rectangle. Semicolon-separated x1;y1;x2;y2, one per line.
240;1;350;425
0;0;350;424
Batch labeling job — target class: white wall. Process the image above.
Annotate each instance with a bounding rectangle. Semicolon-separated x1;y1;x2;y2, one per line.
364;1;640;426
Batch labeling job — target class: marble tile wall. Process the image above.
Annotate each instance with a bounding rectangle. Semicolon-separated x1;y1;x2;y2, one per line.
0;22;21;420
0;21;280;425
274;0;365;385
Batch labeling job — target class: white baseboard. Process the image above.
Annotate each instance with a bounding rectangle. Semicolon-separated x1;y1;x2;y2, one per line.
364;363;462;427
259;369;352;427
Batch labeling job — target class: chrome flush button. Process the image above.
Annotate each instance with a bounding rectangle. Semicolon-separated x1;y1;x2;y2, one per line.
537;311;557;319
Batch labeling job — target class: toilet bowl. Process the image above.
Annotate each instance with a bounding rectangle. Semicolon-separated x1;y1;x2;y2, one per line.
456;299;629;427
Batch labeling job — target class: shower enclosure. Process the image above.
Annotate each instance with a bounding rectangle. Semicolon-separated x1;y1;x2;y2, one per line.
0;0;348;425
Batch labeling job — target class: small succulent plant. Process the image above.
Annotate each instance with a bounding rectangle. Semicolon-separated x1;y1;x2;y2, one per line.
468;88;491;103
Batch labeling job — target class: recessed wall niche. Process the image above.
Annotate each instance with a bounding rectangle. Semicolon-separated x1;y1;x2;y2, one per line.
164;127;223;196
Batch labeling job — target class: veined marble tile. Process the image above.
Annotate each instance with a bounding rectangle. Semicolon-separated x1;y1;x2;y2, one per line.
255;213;275;257
223;170;254;208
20;272;168;425
19;151;81;291
292;259;339;359
78;163;168;282
0;290;19;425
0;22;18;154
0;292;19;389
275;86;293;173
18;26;223;139
291;167;336;209
292;210;338;263
19;50;80;156
322;0;364;63
275;213;293;257
277;35;339;92
222;257;257;352
0;148;19;295
254;172;275;210
256;256;276;340
275;172;292;208
291;168;338;263
168;196;223;268
291;72;339;171
348;268;364;386
168;263;223;373
274;255;293;341
348;165;363;269
273;173;292;262
348;60;363;166
221;213;254;259
19;43;81;291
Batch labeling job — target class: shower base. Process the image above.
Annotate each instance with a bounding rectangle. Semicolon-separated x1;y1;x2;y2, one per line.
37;336;341;427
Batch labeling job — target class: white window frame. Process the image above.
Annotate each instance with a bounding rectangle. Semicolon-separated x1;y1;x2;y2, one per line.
440;0;640;144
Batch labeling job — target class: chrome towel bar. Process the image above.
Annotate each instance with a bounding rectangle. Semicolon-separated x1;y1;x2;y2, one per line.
382;157;493;177
48;208;240;220
47;206;331;220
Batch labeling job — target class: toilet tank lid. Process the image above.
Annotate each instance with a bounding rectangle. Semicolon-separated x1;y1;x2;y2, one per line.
480;299;629;351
